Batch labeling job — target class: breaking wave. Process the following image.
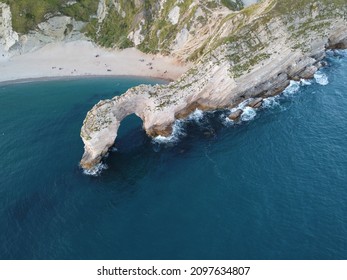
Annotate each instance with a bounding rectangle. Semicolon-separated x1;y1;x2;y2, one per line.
151;67;329;145
283;80;301;96
220;114;234;126
152;120;187;145
300;79;312;86
262;96;280;109
314;71;329;85
83;163;108;177
241;107;257;121
152;109;209;146
187;109;204;123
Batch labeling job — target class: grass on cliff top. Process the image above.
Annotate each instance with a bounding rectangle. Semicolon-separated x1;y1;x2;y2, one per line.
273;0;346;14
0;0;98;33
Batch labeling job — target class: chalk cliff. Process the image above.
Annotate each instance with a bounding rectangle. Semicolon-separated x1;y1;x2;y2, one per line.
80;0;347;171
0;3;18;58
0;0;252;58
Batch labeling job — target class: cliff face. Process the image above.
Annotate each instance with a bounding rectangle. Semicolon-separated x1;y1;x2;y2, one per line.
80;0;347;171
0;0;251;59
88;0;252;59
0;3;18;58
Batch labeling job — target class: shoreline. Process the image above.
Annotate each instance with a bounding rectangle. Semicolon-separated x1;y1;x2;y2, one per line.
0;74;172;86
0;40;190;84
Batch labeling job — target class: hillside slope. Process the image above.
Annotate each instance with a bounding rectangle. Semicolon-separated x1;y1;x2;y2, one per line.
1;0;254;60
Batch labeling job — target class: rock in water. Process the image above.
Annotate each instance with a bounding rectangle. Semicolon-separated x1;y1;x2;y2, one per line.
248;98;263;108
229;109;243;121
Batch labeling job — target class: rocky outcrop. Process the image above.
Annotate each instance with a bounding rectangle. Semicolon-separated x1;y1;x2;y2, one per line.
80;0;347;171
38;16;74;41
0;3;18;58
1;2;87;56
20;16;87;53
248;98;263;108
228;109;243;121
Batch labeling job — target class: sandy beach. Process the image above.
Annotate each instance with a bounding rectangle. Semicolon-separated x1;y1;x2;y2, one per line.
0;40;190;83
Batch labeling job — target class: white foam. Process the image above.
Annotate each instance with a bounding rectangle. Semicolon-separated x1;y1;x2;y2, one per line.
237;99;251;110
187;109;204;123
221;115;234;126
262;96;280;109
152;109;210;145
241;106;257;121
152;120;186;145
83;163;108;176
283;80;301;96
110;147;118;152
300;79;312;86
314;71;329;85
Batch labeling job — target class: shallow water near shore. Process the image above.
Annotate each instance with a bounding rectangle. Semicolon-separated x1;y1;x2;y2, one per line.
0;52;347;260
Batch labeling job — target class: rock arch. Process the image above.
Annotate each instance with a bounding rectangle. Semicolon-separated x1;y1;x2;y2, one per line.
80;93;144;170
80;84;176;170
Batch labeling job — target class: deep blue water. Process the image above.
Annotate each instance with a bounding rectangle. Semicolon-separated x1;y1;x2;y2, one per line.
0;52;347;260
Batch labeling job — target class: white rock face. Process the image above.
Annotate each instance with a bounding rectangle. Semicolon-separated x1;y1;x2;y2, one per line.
128;20;145;46
168;6;180;25
113;1;126;18
0;3;19;53
97;0;107;23
14;16;86;53
173;27;189;50
66;0;77;5
38;16;73;41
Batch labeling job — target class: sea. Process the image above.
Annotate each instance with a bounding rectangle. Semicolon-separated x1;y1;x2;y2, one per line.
0;50;346;260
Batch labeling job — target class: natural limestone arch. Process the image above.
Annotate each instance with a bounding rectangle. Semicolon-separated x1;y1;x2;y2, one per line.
80;84;177;170
80;95;144;170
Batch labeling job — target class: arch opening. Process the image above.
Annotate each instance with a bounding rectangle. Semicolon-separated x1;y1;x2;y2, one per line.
112;113;146;153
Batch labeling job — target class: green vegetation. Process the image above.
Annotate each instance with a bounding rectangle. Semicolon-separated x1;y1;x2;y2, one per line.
138;0;195;54
232;53;270;78
221;0;244;11
188;42;208;61
86;4;136;49
206;1;218;9
62;0;98;22
0;0;62;33
1;0;346;58
0;0;98;33
273;0;346;16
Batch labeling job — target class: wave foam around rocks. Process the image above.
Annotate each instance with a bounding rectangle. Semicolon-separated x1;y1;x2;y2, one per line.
314;71;329;85
83;163;108;176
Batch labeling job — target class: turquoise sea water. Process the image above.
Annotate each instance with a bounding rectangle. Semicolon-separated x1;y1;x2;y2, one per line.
0;51;347;260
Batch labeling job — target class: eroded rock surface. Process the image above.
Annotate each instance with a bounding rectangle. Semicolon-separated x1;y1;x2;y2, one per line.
81;1;347;170
0;3;18;58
